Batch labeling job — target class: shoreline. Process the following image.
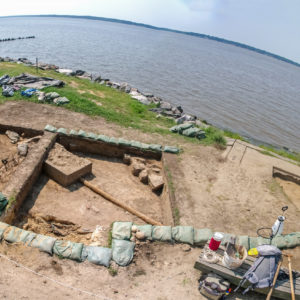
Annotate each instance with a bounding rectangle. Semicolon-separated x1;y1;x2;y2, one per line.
1;55;299;158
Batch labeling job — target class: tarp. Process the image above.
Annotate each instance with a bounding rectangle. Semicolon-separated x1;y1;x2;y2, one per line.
0;192;8;214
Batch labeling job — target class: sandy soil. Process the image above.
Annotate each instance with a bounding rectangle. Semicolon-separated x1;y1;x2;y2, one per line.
0;101;300;299
0;240;265;300
276;177;300;211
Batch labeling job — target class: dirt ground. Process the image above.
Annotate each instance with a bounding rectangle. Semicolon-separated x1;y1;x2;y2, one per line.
0;240;266;300
0;101;300;299
15;152;164;245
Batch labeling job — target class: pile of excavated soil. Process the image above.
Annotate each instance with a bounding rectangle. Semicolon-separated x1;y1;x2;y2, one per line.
46;143;91;174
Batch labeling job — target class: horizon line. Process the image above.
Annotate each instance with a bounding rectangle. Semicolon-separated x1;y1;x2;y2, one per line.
1;14;299;67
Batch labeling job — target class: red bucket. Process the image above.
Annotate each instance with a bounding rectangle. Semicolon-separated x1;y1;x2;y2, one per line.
209;232;224;251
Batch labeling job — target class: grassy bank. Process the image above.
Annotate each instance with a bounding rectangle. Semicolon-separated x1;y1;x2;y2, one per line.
0;62;229;147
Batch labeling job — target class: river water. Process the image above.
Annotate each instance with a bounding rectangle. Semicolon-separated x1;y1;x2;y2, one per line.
0;16;299;151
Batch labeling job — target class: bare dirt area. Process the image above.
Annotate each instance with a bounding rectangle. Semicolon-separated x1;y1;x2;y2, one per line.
15;152;164;245
0;134;22;190
1;101;300;299
275;177;300;211
0;241;264;300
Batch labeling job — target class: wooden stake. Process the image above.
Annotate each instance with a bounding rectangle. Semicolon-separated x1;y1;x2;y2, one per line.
286;254;295;300
266;258;282;300
80;178;163;226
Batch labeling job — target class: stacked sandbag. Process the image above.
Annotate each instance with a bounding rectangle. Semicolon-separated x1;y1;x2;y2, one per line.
44;125;179;154
112;222;132;240
81;246;112;267
53;240;83;261
172;226;194;245
112;239;135;266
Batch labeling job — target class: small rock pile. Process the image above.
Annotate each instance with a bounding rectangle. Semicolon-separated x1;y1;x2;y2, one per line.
123;155;164;192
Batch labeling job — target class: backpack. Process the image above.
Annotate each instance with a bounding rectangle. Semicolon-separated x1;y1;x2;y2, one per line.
198;272;230;300
234;245;282;294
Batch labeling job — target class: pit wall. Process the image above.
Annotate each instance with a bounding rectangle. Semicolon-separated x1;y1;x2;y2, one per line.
0;123;43;138
0;132;57;224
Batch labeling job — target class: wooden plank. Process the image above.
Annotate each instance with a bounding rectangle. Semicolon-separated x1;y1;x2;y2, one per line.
194;247;300;299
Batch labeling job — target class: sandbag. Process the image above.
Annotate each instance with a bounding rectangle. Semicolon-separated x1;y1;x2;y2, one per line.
284;233;300;248
149;144;162;152
112;222;132;240
140;143;150;150
0;222;9;240
81;246;112;267
193;228;213;246
5;227;36;244
97;135;110;143
236;235;249;250
87;132;98;140
29;234;57;255
108;137;119;145
130;141;142;148
170;123;193;133
249;237;259;249
118;138;131;147
181;127;201;138
44;124;57;133
152;226;172;242
2;85;14;97
112;239;135;266
57;128;67;135
136;224;153;240
163;146;180;154
53;240;84;261
53;96;69;105
172;226;194;245
69;129;78;136
0;192;8;214
78;130;88;138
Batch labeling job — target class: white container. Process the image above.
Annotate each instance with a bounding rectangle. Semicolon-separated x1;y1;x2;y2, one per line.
272;216;285;237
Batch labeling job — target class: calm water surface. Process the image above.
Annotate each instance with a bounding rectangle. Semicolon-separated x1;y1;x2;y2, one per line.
0;17;300;151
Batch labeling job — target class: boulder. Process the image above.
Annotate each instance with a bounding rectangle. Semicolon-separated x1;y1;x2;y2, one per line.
131;161;146;176
53;97;70;105
132;95;151;105
136;231;146;240
5;130;20;144
57;69;73;76
159;101;172;110
45;92;60;102
123;154;131;165
36;91;46;102
148;173;164;191
17;143;28;156
139;169;148;184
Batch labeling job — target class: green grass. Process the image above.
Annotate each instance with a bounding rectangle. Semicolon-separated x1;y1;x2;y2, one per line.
223;129;245;141
174;207;181;226
203;127;227;149
260;145;300;163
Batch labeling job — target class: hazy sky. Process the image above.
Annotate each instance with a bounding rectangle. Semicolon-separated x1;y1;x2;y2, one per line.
1;0;299;63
